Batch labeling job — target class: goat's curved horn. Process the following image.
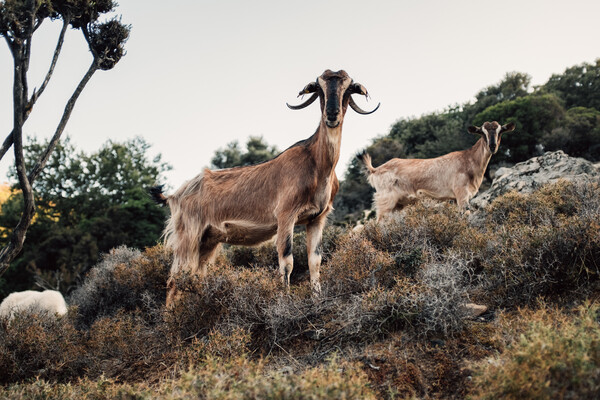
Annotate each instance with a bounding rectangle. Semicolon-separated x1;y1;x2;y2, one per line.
351;82;369;97
349;96;380;115
298;81;319;96
287;93;319;110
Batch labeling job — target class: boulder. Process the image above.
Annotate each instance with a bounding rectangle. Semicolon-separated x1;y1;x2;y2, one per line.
471;151;600;209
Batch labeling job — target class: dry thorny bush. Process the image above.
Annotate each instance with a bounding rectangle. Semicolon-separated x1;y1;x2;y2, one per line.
0;179;599;398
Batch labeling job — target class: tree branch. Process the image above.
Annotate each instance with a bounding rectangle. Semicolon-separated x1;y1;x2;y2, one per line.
3;33;14;56
0;19;69;163
29;60;99;183
33;16;43;32
21;0;37;98
0;131;15;162
35;18;68;100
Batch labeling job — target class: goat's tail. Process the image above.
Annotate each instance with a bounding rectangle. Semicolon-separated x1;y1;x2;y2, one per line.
356;150;376;175
149;185;169;206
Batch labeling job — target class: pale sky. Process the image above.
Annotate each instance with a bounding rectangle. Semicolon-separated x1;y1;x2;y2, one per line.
1;0;599;190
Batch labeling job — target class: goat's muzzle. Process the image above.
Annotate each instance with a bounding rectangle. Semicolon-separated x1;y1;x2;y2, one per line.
326;108;341;128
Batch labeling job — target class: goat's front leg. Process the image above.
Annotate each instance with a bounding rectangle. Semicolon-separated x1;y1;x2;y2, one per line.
306;212;328;296
166;277;180;308
454;187;472;213
276;215;296;289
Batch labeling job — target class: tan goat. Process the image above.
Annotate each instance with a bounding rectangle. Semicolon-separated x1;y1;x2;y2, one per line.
359;121;515;220
152;69;379;306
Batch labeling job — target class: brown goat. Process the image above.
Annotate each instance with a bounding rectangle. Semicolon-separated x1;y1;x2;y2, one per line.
359;121;515;221
152;69;379;306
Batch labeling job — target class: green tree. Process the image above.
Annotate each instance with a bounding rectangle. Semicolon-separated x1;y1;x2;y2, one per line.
389;109;472;159
542;59;600;110
464;72;532;119
0;0;130;275
0;137;170;296
211;136;279;169
543;107;600;160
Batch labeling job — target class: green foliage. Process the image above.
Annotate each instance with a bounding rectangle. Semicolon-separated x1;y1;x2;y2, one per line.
211;135;279;169
0;137;170;296
389;109;471;159
464;71;532;119
542;58;600;110
543;106;600;160
88;17;130;70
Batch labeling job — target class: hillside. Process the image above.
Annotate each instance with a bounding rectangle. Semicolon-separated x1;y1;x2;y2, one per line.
334;60;600;223
1;178;599;399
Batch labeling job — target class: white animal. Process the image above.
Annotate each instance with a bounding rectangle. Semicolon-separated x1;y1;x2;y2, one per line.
0;290;68;318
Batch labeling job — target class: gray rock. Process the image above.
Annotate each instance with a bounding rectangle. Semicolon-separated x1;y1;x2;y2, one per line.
471;151;600;209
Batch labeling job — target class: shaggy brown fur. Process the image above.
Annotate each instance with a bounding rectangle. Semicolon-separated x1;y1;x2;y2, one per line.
153;70;379;306
359;121;515;221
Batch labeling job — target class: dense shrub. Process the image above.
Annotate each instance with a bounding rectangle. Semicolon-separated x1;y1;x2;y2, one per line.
480;180;600;307
0;376;153;400
470;303;600;399
1;180;599;398
69;245;170;328
166;356;377;400
415;253;473;336
0;311;85;384
363;200;472;255
165;263;280;343
224;225;344;283
323;234;396;294
84;311;176;381
0;356;376;400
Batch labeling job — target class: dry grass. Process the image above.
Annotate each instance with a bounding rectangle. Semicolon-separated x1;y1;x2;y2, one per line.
1;179;599;398
469;302;600;399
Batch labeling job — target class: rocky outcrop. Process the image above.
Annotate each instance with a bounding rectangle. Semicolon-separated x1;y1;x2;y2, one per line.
471;151;600;208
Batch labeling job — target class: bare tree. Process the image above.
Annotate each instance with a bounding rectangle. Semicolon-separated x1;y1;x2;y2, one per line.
0;0;130;274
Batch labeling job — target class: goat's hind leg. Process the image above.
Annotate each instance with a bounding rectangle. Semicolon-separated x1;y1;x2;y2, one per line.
166;227;221;307
276;215;296;290
374;192;397;222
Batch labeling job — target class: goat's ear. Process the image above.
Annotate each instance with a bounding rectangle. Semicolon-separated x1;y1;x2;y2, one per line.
350;82;369;97
468;125;482;135
298;81;319;96
501;122;516;133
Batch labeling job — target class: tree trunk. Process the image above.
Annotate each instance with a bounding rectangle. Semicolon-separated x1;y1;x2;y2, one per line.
0;58;98;276
0;42;36;275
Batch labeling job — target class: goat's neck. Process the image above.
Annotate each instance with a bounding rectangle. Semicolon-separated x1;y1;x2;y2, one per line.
469;137;493;178
311;121;343;175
